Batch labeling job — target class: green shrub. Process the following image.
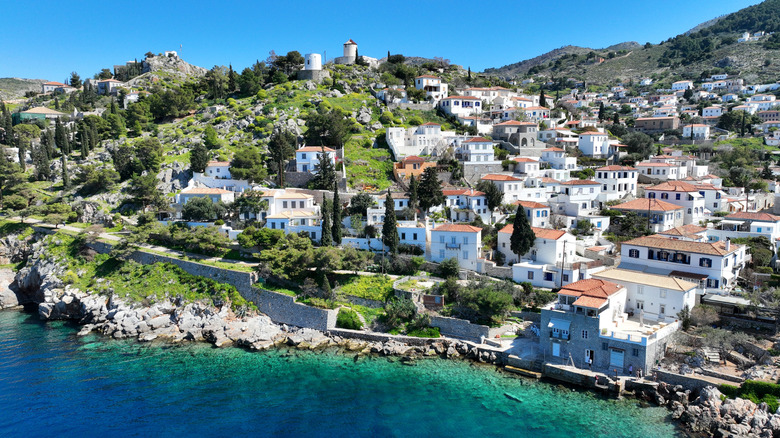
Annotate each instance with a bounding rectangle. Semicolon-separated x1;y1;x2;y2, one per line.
339;275;394;301
336;308;363;330
439;257;460;279
407;326;440;338
767;348;780;356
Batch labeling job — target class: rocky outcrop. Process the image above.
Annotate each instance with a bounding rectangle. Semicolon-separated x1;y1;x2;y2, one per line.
0;268;19;309
13;238;64;305
72;201;115;227
635;382;780;437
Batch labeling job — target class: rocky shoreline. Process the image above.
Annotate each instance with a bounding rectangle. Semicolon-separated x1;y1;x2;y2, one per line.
4;232;780;437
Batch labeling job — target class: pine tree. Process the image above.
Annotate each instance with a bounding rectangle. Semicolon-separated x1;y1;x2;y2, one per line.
510;204;536;259
539;88;547;108
310;146;336;190
61;153;70;189
382;191;399;255
612;112;620;125
320;198;332;246
332;181;342;244
408;173;419;212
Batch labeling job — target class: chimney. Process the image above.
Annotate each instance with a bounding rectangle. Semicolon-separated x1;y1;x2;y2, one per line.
725;238;730;251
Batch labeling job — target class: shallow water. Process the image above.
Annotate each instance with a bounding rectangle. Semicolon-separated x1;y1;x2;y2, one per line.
0;310;681;437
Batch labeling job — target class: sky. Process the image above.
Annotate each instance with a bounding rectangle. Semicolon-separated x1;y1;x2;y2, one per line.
0;0;763;81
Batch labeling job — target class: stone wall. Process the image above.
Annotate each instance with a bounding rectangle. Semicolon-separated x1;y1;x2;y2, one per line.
282;171;315;188
386;102;435;111
247;287;337;331
342;294;385;309
655;369;722;391
327;328;434;346
485;265;512;279
462;163;505;184
296;70;330;83
87;241;257;294
430;316;489;342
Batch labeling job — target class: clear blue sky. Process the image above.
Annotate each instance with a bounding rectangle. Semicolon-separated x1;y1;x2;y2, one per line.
1;0;762;81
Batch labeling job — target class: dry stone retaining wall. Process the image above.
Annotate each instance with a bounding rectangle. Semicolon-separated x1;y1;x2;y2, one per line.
430;316;489;342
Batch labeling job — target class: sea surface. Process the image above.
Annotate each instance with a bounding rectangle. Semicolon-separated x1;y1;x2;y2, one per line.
0;309;682;437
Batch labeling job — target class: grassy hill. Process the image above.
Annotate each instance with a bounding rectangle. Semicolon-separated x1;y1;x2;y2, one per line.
484;0;780;84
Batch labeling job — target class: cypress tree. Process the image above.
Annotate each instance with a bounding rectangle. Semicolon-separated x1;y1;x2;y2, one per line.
467;67;472;82
61;153;70;189
408;174;419;212
17;136;26;171
33;143;51;181
539;88;547;108
79;122;90;160
418;167;445;216
55;119;69;154
332;181;342;244
612;112;620;125
510;204;535;260
228;64;237;92
320;198;332;246
54;97;60;110
382;191;399;255
598;102;605;121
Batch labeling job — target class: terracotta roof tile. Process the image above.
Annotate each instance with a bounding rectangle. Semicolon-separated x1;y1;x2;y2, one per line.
433;224;483;233
623;235;740;256
612;198;683;212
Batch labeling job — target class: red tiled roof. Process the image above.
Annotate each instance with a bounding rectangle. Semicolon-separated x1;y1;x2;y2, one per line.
464;137;492;143
433;224;483;233
422;122;440;126
623;235;740;256
481;174;521;181
659;224;707;236
513;157;538;163
725;212;780;222
613;198;682;212
559;279;623;309
647;181;699;192
596;165;636;171
181;188;232;195
561;179;599;185
207;161;231;167
298;146;336;152
442;95;480;100
403;155;425;162
415;75;440;79
495;120;536;126
442;189;485;197
543;147;565;152
513;200;549;209
345;39;357;45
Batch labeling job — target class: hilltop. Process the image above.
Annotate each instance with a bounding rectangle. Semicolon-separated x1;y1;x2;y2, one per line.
0;78;47;101
484;0;780;84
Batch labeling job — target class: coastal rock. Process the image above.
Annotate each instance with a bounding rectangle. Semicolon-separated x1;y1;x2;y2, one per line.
0;268;20;309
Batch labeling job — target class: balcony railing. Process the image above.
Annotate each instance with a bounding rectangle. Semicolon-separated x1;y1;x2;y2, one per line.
549;330;570;340
445;243;461;249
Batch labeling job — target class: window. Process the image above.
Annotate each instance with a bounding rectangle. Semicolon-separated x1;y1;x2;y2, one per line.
563;274;569;282
629;249;639;258
706;278;719;288
401;233;406;240
439;250;445;259
660;305;666;315
661;193;668;199
602;342;609;351
439;236;444;243
283;201;288;208
648;192;656;199
544;272;553;281
463;251;469;260
676;194;681;200
301;153;307;159
700;258;712;268
687;208;692;214
464;237;469;244
632;348;639;357
413;233;417;240
637;286;644;295
582;330;589;339
527;271;534;280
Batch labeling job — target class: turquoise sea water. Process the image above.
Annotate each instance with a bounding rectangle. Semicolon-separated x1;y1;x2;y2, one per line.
0;310;681;437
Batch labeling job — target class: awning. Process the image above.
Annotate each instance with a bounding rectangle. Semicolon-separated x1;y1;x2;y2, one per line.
548;319;571;331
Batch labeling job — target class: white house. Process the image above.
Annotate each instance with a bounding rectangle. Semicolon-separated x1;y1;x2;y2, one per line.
204;161;232;179
430;224;483;272
513;200;551;228
456;137;495;163
177;187;234;205
549;180;602;218
442;189;491;223
645;181;706;224
415;75;448;102
577;132;610;158
480;174;524;203
618;235;747;294
439;96;482;117
42;81;70;93
593;269;698;326
702;106;723;118
523;106;550;123
681;124;710;140
595;165;638;202
541;147;577;171
295;145;336;173
384;123;457;159
671;80;694;91
612;198;684;232
635;162;687;181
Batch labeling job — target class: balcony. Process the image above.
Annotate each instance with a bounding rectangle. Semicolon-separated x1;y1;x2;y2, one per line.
549;330;570;340
445;243;461;249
